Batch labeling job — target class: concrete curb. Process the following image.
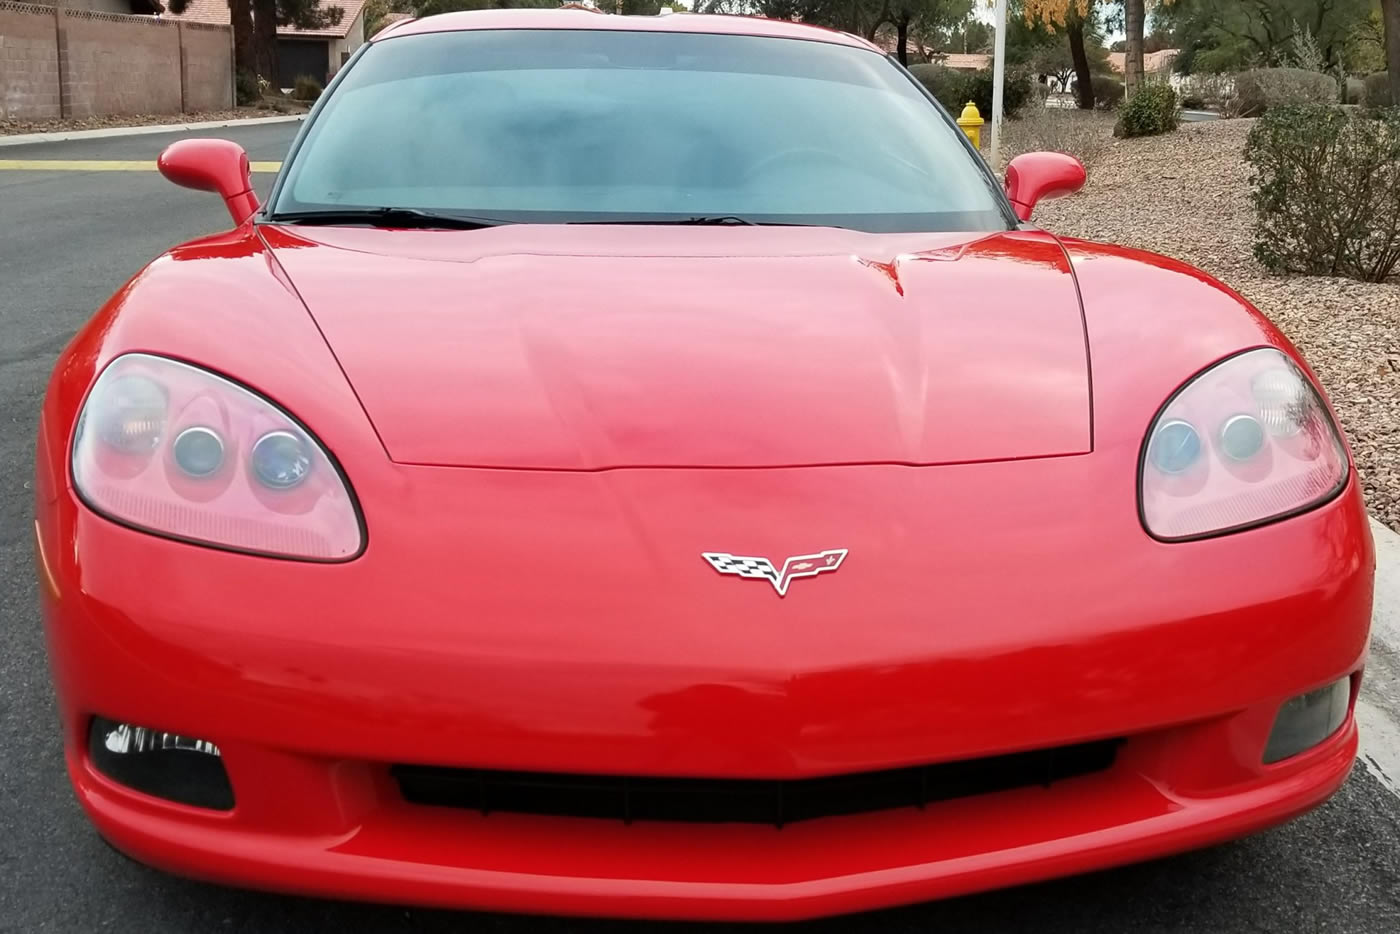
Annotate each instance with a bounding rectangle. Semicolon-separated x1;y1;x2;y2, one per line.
0;115;304;148
1371;517;1399;648
1359;516;1400;798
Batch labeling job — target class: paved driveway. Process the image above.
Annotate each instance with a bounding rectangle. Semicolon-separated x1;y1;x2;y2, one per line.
1;123;1397;934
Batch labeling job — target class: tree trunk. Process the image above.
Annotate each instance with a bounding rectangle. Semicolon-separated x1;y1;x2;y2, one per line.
1124;0;1145;92
896;15;909;66
1385;0;1400;107
230;0;255;84
252;0;278;88
1068;19;1095;110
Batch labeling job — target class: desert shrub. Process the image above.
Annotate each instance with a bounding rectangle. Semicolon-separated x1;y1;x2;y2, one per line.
293;74;324;102
1366;72;1393;108
1177;72;1235;110
234;70;260;106
1002;108;1115;168
1245;105;1400;282
1234;68;1339;116
1091;74;1125;110
908;64;1033;120
1116;82;1179;137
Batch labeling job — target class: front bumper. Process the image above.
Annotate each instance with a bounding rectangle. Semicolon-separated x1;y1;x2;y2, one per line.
37;457;1375;920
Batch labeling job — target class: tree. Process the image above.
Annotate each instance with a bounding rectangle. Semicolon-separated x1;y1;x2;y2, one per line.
1023;0;1100;108
1158;0;1372;75
1386;0;1400;106
1124;0;1144;89
944;14;994;52
168;0;343;89
1031;36;1077;89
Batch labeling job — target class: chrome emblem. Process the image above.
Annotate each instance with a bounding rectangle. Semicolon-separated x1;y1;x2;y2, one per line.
701;549;848;597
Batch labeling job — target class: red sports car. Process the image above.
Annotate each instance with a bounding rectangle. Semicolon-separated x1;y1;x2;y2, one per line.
34;9;1374;922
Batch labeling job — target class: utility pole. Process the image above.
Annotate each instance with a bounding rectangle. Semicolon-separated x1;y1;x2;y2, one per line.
989;0;1007;167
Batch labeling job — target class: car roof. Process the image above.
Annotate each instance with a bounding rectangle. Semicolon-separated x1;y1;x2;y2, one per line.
374;9;879;53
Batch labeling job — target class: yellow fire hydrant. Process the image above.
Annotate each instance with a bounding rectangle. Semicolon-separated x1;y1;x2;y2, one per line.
957;101;984;149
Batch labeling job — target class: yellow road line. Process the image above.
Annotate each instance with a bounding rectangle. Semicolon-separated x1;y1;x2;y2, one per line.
0;159;282;172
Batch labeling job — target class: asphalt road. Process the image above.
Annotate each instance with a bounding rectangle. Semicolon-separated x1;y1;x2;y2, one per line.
2;123;1399;934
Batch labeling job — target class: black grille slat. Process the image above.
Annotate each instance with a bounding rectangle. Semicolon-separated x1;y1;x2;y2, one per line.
392;739;1119;827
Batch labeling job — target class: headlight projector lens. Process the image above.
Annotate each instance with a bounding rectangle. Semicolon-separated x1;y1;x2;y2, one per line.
172;426;225;477
251;430;312;489
1149;419;1201;474
1219;414;1265;461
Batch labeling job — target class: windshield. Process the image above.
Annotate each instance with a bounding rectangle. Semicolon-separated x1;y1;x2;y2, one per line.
271;28;1010;233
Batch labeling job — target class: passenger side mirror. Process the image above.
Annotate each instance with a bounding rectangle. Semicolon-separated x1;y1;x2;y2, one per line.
157;139;261;225
1004;152;1086;222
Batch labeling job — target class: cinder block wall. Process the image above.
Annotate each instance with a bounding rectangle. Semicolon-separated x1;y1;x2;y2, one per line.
180;22;233;113
0;2;232;121
0;3;61;120
61;10;181;117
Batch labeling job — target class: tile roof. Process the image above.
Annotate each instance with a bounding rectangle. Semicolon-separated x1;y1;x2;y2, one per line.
163;0;365;39
282;0;364;38
161;0;227;27
938;52;992;71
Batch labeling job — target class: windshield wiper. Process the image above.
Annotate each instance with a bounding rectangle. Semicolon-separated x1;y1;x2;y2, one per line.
266;207;511;230
672;215;761;226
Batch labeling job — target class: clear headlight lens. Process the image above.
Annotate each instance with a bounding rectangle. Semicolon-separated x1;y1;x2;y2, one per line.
1139;348;1348;540
72;353;363;560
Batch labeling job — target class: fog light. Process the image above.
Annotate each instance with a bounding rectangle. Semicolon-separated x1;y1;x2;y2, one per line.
88;717;233;810
1263;678;1350;764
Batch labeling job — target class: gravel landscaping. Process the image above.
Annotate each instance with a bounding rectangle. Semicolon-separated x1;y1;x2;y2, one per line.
1032;118;1400;533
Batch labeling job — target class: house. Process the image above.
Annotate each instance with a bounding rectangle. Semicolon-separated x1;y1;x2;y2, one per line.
1107;49;1179;78
867;32;991;72
165;0;366;89
936;53;992;72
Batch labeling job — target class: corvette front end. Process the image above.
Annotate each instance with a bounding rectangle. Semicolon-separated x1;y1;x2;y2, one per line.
36;427;1373;919
35;9;1376;921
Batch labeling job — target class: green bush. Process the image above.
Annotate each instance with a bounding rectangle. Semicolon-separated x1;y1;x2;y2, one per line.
292;74;324;102
1365;72;1393;108
1345;77;1366;105
1091;74;1125;110
234;70;260;107
1244;105;1400;282
1234;68;1339;116
908;64;1033;120
1116;83;1179;137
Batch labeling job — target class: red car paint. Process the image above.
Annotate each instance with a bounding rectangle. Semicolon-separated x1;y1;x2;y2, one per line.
35;10;1373;922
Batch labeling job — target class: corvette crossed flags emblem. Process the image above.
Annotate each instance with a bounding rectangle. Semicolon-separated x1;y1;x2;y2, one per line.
701;549;848;597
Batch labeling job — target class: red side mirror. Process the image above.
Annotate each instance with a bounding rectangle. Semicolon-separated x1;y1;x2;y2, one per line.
157;139;260;225
1004;152;1086;222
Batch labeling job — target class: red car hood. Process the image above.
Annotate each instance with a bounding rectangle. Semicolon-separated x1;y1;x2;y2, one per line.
262;225;1090;469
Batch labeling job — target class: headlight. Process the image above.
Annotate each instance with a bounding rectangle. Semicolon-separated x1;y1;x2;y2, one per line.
72;353;363;560
1139;348;1347;540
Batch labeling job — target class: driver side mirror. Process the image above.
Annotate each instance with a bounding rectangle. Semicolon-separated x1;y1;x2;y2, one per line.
157;139;261;225
1004;152;1086;222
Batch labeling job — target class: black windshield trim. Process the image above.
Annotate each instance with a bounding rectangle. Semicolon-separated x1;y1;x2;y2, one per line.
263;207;513;230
